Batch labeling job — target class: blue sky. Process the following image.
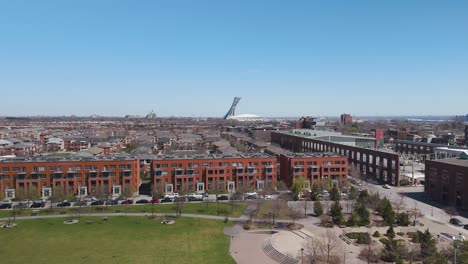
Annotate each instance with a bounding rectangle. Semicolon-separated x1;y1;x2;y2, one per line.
0;0;467;117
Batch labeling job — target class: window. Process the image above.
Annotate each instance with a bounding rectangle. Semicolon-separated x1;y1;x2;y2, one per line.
110;165;116;170
162;164;168;168
224;162;229;167
232;162;237;167
334;161;340;165
119;165;125;169
85;165;92;170
193;163;199;168
171;164;177;168
74;166;81;171
1;167;9;172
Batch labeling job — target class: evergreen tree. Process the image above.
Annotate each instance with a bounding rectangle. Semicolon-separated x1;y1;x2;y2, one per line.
330;201;344;225
418;229;437;260
357;204;370;226
386;226;396;240
313;200;323;217
378;197;396;226
330;185;340;202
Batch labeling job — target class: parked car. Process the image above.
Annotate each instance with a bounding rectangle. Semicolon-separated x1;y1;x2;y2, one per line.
382;184;391;189
160;197;173;203
13;202;29;209
84;197;98;203
149;198;160;204
201;192;209;198
217;195;229;201
57;201;71;207
188;193;203;201
30;202;45;208
0;203;12;209
106;199;119;205
450;218;464;226
136;199;149;204
121;199;134;205
90;200;105;206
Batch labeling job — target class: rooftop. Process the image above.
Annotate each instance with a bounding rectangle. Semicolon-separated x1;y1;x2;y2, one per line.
0;154;136;164
152;153;274;161
428;157;468;168
282;152;345;159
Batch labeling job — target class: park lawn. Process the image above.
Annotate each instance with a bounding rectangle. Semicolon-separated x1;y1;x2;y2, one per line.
0;201;247;218
257;199;293;220
0;216;235;264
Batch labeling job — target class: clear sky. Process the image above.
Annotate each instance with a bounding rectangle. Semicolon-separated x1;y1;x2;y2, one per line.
0;0;467;117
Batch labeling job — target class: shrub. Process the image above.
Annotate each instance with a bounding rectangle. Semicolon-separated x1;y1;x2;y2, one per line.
357;233;371;245
373;231;381;238
386;226;396;240
407;232;419;243
243;223;252;230
397;232;404;237
397;212;410;226
346;232;362;240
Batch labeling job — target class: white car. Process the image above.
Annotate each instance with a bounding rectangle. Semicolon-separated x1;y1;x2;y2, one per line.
264;195;272;200
382;184;391;189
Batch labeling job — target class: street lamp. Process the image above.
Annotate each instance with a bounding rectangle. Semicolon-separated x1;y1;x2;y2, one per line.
301;248;304;264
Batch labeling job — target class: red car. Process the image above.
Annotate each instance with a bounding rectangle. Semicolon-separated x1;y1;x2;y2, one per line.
149;198;160;204
121;199;134;205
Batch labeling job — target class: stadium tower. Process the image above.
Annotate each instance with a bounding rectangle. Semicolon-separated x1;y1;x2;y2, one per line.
223;97;241;120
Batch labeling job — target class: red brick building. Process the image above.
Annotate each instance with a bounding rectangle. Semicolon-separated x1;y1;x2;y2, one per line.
340;114;353;125
0;156;140;199
152;154;277;194
425;156;468;210
279;153;348;189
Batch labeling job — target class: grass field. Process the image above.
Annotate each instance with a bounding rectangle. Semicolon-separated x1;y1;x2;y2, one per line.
257;199;295;219
0;201;247;218
0;216;235;264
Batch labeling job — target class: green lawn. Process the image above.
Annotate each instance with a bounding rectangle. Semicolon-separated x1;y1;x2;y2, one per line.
0;201;247;218
0;216;235;264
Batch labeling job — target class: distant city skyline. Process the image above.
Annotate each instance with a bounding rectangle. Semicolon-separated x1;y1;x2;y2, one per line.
1;0;467;117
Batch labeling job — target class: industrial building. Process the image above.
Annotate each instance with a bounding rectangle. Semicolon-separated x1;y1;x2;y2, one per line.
272;130;400;186
425;154;468;210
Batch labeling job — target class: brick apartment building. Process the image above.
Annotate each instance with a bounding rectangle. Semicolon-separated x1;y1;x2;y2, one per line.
340;114;353;125
0;156;140;199
425;155;468;210
279;153;348;189
152;154;277;194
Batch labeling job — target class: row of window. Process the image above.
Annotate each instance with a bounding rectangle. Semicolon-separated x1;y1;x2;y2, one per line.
155;161;273;169
293;160;345;166
0;164;132;172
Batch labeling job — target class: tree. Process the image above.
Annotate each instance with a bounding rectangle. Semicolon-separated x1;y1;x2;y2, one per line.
386;226;396;240
172;198;185;216
397;212;410;226
378;197;395;226
330;201;344;225
291;176;305;201
288;207;302;225
322;229;341;264
310;182;320;201
303;234;324;264
49;185;66;208
359;243;380;263
269;198;283;225
393;193;406;215
151;182;165;217
418;229;437;261
330;185;340;202
346;212;359;227
355;202;370;226
303;192;311;216
313;201;323;217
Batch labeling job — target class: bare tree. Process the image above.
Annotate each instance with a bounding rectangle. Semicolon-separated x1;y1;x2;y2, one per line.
393;193;406;215
359;242;379;264
408;201;424;225
321;229;341;264
303;234;324;264
288;207;302;226
269;198;283;225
